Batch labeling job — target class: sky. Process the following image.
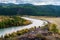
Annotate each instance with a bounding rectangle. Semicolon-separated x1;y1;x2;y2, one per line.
0;0;60;5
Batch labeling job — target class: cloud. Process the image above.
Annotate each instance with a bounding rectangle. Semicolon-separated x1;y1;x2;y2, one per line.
0;0;60;5
0;0;16;3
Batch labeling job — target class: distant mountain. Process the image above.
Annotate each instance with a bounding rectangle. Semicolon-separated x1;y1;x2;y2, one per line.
0;3;60;16
0;3;16;6
0;3;33;7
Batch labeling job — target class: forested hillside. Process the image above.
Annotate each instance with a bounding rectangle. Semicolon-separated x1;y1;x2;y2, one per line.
0;3;60;16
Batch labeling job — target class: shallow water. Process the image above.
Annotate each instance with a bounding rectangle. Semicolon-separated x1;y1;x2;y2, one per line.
0;17;48;37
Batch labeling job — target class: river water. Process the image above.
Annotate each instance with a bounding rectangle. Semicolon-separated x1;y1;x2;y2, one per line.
0;17;48;37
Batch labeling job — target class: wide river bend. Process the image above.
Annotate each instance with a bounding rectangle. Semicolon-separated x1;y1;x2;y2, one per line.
0;17;48;37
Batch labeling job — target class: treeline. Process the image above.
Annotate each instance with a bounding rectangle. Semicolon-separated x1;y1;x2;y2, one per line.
0;4;60;16
0;16;31;29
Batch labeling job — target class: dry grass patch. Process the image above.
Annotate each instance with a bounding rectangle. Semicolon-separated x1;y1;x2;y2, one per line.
29;16;60;31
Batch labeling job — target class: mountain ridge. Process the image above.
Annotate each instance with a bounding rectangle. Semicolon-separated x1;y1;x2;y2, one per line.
0;3;60;16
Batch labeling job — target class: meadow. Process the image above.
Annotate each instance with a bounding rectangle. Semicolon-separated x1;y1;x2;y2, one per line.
29;16;60;31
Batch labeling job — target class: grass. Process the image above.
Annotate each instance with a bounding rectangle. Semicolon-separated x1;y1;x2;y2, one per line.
29;16;60;31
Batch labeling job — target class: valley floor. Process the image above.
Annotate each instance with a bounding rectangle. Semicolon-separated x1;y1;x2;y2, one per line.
0;16;60;40
29;16;60;31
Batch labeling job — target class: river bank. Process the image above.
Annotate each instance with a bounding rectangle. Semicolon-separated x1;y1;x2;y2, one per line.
28;16;60;31
0;17;48;37
0;21;60;40
0;16;31;29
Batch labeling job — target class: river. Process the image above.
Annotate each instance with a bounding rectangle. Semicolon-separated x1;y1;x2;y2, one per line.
0;17;48;37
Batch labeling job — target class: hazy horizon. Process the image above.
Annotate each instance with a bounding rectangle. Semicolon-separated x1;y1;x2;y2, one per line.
0;0;60;5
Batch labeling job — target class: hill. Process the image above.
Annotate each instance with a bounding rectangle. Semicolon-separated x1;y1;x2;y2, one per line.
0;3;60;16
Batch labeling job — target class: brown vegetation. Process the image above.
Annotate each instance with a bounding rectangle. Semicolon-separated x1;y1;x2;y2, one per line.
29;16;60;31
